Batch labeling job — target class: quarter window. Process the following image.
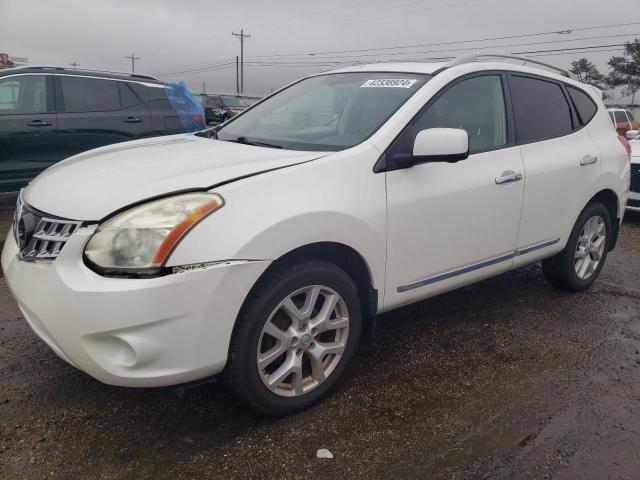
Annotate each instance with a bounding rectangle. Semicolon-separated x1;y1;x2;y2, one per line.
567;86;597;126
0;75;50;114
509;75;573;143
60;76;121;112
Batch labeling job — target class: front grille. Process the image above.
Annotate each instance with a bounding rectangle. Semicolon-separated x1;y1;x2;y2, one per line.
13;193;82;261
631;164;640;193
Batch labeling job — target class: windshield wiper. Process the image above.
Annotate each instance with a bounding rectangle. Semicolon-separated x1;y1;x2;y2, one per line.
234;136;283;149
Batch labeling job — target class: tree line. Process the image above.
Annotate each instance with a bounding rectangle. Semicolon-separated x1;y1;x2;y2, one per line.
569;39;640;104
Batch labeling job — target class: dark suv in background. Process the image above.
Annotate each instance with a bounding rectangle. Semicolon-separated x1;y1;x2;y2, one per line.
0;66;205;193
202;95;249;124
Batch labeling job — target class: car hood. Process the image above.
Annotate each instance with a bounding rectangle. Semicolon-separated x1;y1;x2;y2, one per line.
25;134;330;220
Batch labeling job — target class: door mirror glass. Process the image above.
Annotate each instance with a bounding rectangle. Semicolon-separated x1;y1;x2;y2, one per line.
625;129;639;141
412;128;469;162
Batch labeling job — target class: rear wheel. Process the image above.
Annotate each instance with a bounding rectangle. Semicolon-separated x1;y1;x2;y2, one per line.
225;260;362;416
542;202;611;291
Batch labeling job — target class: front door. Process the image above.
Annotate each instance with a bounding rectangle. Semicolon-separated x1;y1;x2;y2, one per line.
0;74;59;192
384;73;524;308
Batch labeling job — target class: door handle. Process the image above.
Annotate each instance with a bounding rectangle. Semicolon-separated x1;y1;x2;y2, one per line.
27;120;51;127
580;154;598;166
123;116;142;123
495;171;523;185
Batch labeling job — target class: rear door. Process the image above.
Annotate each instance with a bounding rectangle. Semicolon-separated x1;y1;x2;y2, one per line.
55;75;152;159
508;73;601;266
0;73;59;192
131;82;186;134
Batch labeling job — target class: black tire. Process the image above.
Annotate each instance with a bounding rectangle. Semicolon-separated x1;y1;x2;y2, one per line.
225;260;362;416
542;202;611;291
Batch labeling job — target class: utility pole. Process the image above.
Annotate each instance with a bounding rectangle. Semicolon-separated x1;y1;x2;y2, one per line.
235;56;240;96
202;81;206;96
232;29;250;94
69;61;80;70
125;53;140;73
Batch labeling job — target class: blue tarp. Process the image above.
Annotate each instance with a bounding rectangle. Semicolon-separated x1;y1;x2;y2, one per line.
164;81;206;132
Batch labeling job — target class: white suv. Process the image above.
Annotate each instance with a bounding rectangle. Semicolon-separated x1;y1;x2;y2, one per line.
1;55;630;415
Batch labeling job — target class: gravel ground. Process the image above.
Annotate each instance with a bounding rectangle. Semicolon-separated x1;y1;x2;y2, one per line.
1;208;639;479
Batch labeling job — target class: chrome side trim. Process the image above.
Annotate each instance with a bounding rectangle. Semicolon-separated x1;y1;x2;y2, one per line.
515;237;560;256
397;251;515;293
397;237;560;293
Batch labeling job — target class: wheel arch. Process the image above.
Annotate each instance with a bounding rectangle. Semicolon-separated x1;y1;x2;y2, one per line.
587;188;620;250
239;242;378;343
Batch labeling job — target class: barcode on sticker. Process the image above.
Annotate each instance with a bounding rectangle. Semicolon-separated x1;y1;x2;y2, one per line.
361;79;417;88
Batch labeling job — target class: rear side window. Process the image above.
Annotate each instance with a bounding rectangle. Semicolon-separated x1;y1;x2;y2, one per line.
567;86;597;126
613;110;628;123
509;75;573;143
60;76;121;112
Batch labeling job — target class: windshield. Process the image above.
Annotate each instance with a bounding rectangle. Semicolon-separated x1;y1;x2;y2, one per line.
222;96;248;108
217;72;430;151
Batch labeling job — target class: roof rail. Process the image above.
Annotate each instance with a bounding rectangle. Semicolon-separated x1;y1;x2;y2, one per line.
433;53;571;78
19;65;158;81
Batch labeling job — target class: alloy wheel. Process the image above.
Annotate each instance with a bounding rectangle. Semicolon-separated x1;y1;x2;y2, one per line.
256;285;349;397
574;215;606;280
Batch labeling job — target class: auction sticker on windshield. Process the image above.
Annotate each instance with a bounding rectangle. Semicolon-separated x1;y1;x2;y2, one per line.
361;79;418;88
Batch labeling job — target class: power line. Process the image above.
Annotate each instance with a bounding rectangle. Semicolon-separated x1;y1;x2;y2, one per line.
239;32;637;63
153;35;635;78
152;22;639;77
296;32;639;62
247;21;640;58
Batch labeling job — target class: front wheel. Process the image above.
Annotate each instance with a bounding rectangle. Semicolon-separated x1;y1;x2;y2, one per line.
542;202;611;291
225;260;362;416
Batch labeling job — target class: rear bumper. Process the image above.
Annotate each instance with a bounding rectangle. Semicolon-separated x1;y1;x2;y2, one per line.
1;228;270;387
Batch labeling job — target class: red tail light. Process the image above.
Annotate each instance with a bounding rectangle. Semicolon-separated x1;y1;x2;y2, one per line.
618;135;632;161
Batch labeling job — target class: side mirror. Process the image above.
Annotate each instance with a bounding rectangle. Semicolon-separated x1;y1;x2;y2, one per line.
626;129;639;141
413;128;469;163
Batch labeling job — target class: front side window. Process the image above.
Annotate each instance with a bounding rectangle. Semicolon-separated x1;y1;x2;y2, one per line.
217;72;430;151
0;75;49;114
385;74;507;164
60;76;121;112
206;98;220;108
510;75;573;143
413;75;507;153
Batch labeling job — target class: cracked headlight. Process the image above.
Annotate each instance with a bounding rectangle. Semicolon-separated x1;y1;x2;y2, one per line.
84;193;223;275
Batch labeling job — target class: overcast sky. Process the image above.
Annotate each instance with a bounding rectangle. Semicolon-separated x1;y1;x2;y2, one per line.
1;0;638;99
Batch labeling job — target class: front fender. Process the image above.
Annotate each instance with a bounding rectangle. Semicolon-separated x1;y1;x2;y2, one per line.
166;145;387;293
